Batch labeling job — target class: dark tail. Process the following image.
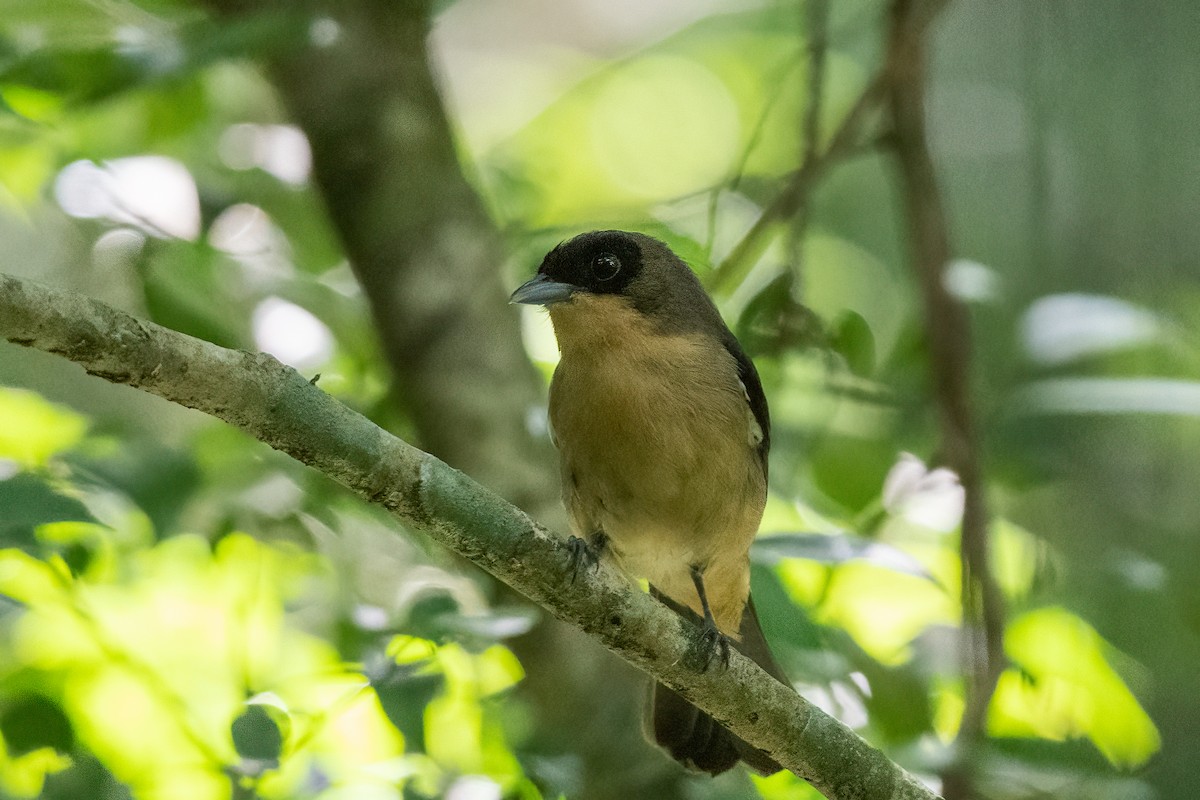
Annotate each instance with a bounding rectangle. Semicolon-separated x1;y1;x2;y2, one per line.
646;590;789;775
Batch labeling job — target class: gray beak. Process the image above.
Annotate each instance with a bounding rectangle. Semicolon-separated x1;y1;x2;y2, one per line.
509;273;577;306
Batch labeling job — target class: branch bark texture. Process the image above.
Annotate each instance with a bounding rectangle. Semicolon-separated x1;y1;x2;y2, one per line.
1;272;939;800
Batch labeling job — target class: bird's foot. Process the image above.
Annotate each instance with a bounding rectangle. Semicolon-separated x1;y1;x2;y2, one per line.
564;532;606;584
686;564;731;670
697;617;732;672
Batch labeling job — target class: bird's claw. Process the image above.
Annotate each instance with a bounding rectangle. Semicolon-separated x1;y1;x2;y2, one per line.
565;535;601;584
698;618;732;672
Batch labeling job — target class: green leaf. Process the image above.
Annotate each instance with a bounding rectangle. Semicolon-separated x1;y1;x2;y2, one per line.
368;657;443;753
230;705;282;773
41;753;132;800
737;272;827;356
71;441;199;539
0;473;96;548
830;310;876;377
1;47;149;105
809;434;896;512
0;388;88;467
855;660;934;744
0;693;74;756
749;563;826;653
138;240;251;349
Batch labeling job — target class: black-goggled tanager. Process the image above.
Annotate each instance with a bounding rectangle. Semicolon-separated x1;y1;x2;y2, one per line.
511;230;792;775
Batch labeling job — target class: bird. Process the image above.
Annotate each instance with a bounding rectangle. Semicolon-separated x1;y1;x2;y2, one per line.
510;230;792;775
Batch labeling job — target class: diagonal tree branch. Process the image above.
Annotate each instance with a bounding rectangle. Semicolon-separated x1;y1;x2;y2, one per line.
0;271;940;800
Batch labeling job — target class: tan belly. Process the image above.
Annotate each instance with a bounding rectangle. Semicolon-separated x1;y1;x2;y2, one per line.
549;336;765;633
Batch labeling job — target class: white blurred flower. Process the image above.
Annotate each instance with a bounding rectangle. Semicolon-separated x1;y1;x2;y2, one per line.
446;776;501;800
218;123;312;186
1021;293;1161;366
944;258;1000;302
882;452;965;532
251;297;334;370
55;156;201;240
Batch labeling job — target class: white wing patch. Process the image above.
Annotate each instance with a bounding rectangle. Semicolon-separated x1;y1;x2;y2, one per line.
740;379;764;448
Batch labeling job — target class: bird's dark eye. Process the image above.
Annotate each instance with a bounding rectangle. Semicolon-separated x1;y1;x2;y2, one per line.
592;253;621;282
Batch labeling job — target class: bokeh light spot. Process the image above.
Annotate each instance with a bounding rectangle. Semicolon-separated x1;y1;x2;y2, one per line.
252;297;335;370
589;56;738;198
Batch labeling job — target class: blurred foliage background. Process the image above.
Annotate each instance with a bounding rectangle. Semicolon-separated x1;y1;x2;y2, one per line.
0;0;1197;799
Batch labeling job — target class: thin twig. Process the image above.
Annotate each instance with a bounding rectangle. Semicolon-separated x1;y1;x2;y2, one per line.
802;0;830;166
705;53;803;258
881;1;1003;797
707;70;887;295
786;0;831;286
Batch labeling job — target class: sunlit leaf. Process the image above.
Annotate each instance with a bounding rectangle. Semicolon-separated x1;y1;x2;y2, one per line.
0;388;88;467
0;745;73;797
425;688;484;773
991;519;1044;600
992;607;1161;767
0;548;69;606
475;645;524;697
752;768;825;800
1;84;66;122
815;562;956;665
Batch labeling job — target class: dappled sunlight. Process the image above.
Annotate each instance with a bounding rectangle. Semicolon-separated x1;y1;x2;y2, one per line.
0;388;87;468
0;508;529;797
589;56;740;198
993;607;1160;767
817;562;957;665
